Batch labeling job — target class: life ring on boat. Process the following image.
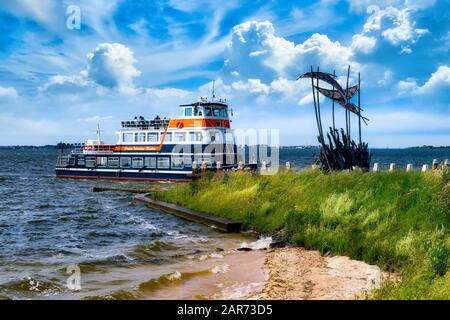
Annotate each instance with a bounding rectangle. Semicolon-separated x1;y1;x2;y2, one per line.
176;121;184;129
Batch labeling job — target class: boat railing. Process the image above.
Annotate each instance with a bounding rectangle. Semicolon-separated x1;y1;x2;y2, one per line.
121;118;170;130
56;154;73;167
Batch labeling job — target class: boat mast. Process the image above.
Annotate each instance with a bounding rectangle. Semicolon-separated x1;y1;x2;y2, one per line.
96;123;102;144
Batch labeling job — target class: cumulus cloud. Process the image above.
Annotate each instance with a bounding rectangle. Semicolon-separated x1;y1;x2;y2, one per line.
225;21;360;83
361;5;428;53
0;86;18;101
40;43;150;97
231;79;270;95
86;43;141;92
351;34;377;54
398;65;450;95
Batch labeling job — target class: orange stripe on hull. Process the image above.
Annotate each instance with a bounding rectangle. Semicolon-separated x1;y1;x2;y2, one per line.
169;118;230;129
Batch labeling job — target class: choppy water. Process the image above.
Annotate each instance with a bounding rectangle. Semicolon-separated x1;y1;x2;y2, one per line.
0;147;448;299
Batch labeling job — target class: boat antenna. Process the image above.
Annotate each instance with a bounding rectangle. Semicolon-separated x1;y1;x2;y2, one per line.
212;80;216;101
96;123;103;144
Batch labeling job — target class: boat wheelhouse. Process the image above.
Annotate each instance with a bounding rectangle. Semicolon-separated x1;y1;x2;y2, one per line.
55;98;241;182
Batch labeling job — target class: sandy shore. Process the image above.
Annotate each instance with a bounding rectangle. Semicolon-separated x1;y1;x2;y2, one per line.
255;247;391;300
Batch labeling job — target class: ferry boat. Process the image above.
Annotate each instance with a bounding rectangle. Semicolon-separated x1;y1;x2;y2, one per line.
55;98;250;182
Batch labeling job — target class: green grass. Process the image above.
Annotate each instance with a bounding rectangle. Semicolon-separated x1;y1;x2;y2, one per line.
154;169;450;299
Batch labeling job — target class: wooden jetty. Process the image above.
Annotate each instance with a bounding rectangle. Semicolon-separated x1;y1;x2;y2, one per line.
134;194;242;233
93;186;154;193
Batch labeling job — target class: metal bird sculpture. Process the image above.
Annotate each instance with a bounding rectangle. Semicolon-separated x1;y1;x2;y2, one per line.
297;67;371;172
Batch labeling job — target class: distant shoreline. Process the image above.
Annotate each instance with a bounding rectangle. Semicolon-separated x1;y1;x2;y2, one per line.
0;145;449;150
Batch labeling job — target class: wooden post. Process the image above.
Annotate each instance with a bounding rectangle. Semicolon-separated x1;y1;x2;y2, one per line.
238;161;244;170
261;161;267;173
432;159;438;170
444;159;449;168
422;164;429;172
389;163;396;172
285;161;291;170
373;163;379;172
406;164;413;172
201;160;207;174
216;161;222;172
192;161;198;175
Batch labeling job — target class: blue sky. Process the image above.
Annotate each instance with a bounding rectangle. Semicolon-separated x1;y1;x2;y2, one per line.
0;0;449;147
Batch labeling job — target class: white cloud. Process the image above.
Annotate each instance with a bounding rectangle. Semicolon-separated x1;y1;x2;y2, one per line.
231;79;270;95
76;115;113;123
0;86;18;101
0;0;57;27
377;69;394;86
398;65;450;95
348;0;435;12
143;87;192;99
86;43;141;93
351;34;377;54
225;20;360;83
40;43;144;97
361;5;428;53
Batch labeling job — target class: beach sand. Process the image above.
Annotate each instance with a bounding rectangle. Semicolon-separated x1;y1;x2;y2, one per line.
255;247;391;300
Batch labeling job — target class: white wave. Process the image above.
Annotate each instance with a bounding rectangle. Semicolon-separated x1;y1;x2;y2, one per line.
165;271;182;281
211;264;230;274
239;237;272;250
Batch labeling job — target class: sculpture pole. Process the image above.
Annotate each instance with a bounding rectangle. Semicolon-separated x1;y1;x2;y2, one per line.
358;72;362;146
345;65;350;142
332;69;336;132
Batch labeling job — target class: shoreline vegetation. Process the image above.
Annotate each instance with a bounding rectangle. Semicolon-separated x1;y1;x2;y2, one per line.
154;169;450;299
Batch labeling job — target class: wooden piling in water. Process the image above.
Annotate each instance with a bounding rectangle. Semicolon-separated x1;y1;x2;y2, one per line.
389;163;396;172
134;194;242;233
406;164;413;172
432;159;438;170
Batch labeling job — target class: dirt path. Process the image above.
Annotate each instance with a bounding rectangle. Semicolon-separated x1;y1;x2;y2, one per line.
257;247;390;300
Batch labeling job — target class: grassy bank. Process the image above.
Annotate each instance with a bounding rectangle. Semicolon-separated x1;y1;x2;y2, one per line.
154;169;450;299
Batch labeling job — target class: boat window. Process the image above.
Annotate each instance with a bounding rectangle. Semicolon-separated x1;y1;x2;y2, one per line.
120;157;131;168
189;132;203;142
184;107;193;117
123;133;133;143
132;157;144;168
204;107;212;117
193;106;203;116
144;157;156;168
97;157;107;167
164;132;172;142
171;157;184;169
135;132;146;142
157;157;170;169
184;157;192;167
210;131;221;142
225;132;234;143
220;109;227;118
147;132;159;142
77;156;85;166
213;108;221;117
174;132;186;142
85;157;96;168
108;157;119;167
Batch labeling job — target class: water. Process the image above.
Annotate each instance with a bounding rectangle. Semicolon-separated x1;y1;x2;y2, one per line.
0;147;448;299
0;149;258;299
